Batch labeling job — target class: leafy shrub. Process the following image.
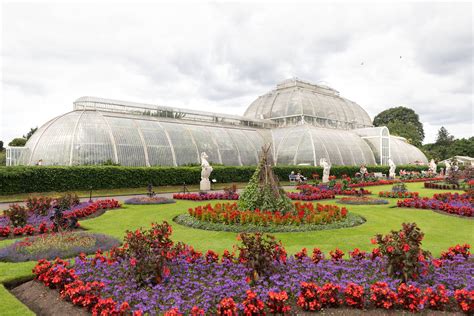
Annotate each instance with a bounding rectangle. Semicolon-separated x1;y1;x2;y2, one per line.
56;192;80;210
3;204;28;227
121;221;174;285
373;222;431;282
26;196;52;215
237;233;286;282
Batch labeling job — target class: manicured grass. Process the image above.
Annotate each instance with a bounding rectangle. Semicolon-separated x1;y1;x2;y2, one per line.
0;285;34;316
0;182;472;313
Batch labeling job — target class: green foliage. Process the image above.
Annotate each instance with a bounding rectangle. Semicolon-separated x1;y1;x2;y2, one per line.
386;120;422;147
23;127;37;141
0;164;429;195
373;106;424;146
8;138;26;147
0;141;4;151
238;151;294;214
0;152;5;166
374;223;431;282
237;233;286;281
422;127;473;161
3;204;28;227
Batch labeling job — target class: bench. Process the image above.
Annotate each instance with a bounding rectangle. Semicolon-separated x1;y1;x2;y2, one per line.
289;174;298;184
373;172;387;179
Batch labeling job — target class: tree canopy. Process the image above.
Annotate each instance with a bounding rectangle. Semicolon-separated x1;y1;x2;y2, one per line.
8;138;27;147
373;106;424;147
422;126;473;161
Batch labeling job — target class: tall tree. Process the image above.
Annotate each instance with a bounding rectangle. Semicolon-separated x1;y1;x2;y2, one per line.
0;140;4;151
23;127;38;140
373;106;424;146
435;126;454;145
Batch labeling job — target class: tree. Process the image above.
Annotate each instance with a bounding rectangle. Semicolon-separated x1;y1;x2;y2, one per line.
373;107;424;146
0;140;4;151
435;126;454;145
386;120;423;147
8;138;27;147
23;127;38;140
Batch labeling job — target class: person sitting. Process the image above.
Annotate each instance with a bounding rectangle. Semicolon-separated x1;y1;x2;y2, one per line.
297;172;307;183
359;165;368;178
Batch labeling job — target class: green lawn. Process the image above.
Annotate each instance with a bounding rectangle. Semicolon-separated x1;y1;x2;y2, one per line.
0;182;472;314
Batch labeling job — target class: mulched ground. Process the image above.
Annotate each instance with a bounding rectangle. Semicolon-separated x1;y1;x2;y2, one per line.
9;280;464;316
10;280;89;316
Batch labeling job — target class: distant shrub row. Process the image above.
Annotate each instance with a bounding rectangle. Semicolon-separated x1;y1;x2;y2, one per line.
0;164;429;195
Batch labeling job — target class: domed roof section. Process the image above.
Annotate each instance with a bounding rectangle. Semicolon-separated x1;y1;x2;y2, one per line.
244;78;373;129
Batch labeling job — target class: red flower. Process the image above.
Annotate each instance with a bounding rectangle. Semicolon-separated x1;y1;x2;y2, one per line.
402;244;410;252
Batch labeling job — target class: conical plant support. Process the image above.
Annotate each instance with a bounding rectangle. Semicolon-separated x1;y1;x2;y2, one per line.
238;144;294;214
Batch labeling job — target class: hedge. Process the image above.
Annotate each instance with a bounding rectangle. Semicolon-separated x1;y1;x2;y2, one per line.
0;164;429;195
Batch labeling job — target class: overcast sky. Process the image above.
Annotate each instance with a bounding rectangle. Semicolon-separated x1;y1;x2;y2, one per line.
1;2;472;144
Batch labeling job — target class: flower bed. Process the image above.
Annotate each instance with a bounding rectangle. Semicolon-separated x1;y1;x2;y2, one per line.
286;191;335;201
349;177;444;188
397;193;473;217
379;191;419;199
187;202;348;226
31;227;473;315
172;193;239;200
124;197;176;205
337;197;389;205
0;232;120;262
424;181;465;190
0;199;121;239
288;185;335;200
295;184;370;196
174;212;366;233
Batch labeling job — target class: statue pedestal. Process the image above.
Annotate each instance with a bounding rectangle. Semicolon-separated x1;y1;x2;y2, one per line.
200;179;211;191
322;175;329;183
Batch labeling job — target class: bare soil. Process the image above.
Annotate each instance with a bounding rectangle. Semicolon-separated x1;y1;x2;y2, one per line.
10;280;89;316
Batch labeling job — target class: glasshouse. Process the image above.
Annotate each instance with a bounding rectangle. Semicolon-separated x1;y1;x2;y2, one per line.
7;78;427;167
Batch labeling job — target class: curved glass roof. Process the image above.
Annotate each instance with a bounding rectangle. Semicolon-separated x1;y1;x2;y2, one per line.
272;125;376;166
11;78;428;167
389;136;428;165
23;110;267;166
244;78;373;129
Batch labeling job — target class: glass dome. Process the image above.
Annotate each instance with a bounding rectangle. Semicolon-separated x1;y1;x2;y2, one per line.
244;78;373;129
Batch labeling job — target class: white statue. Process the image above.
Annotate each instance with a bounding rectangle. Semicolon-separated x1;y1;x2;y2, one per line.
388;158;396;179
429;159;437;174
200;152;213;191
320;158;331;183
445;160;451;177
